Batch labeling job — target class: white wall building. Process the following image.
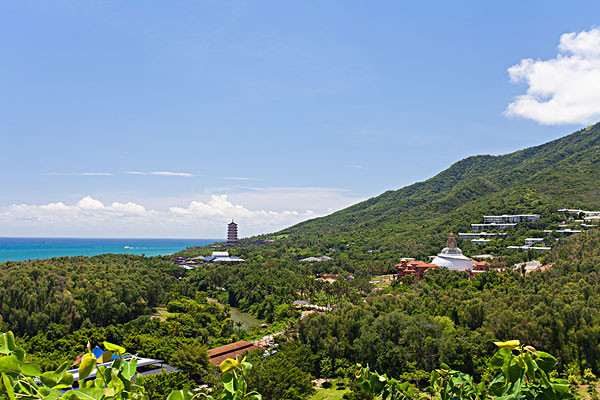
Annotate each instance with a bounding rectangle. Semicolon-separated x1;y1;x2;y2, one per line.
543;229;582;236
507;245;551;252
483;214;540;223
472;223;517;231
524;238;545;246
459;232;507;239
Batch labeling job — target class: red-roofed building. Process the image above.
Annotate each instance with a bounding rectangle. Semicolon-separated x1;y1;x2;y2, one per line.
396;259;437;279
471;260;490;271
207;341;263;366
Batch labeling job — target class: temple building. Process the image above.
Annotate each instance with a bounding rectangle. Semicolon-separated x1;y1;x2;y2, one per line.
227;220;238;243
431;233;475;271
396;259;437;279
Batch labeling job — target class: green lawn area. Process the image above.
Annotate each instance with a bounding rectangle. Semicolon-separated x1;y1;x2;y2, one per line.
311;383;350;400
371;274;395;289
151;306;176;321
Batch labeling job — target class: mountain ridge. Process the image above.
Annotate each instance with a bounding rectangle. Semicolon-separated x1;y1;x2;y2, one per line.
266;123;600;258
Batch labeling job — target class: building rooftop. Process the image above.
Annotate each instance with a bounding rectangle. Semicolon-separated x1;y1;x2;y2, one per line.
300;256;332;262
208;341;262;366
507;245;552;251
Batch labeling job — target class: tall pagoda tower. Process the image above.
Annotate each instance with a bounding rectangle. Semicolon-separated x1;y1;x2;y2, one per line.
227;220;238;243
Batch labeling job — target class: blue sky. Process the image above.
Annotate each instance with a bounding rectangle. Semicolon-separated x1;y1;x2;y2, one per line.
1;1;600;238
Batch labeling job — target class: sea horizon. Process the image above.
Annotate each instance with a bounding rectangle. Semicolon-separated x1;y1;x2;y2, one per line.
0;237;221;262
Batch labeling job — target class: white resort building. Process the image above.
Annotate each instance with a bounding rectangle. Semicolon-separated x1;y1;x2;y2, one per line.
483;214;541;223
543;229;582;236
558;209;600;218
524;238;546;246
471;223;517;231
458;232;507;239
507;246;551;252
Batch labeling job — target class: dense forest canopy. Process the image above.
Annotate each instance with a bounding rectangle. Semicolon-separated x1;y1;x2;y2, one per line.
0;254;183;337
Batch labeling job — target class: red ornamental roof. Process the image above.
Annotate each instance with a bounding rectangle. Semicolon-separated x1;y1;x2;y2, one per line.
471;260;489;266
396;261;437;268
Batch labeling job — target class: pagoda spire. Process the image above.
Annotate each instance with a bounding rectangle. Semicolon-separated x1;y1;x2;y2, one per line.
446;232;457;248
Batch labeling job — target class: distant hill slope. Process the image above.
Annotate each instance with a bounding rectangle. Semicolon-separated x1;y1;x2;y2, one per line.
272;123;600;258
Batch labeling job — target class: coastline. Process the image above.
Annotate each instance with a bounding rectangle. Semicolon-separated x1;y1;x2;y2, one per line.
0;237;220;262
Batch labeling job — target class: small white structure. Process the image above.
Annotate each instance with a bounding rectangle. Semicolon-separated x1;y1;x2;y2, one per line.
558;209;600;218
200;251;245;262
543;229;582;236
472;223;517;231
558;208;583;214
514;260;542;273
300;256;332;262
483;214;540;223
507;246;551;252
458;232;507;239
431;233;474;271
471;238;491;244
524;238;545;246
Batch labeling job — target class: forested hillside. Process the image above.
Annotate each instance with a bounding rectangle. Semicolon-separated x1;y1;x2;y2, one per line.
297;230;600;382
0;254;183;336
269;123;600;259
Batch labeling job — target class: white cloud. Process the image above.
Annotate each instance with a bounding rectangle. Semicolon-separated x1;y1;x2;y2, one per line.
127;171;195;177
77;196;105;210
170;195;254;217
45;172;113;176
222;177;259;181
169;195;314;226
109;202;147;215
0;188;362;238
506;27;600;125
1;197;151;230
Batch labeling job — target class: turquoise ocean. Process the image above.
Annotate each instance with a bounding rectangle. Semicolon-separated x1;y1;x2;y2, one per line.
0;237;220;262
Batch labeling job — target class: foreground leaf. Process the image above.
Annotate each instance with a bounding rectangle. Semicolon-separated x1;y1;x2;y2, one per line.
494;340;521;350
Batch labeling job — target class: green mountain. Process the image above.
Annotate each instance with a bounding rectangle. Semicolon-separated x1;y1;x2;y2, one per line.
273;123;600;259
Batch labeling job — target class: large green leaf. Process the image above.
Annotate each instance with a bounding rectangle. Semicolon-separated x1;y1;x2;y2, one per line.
103;342;126;356
219;358;238;373
121;357;137;380
0;356;22;374
78;354;96;382
221;372;236;394
0;354;39;376
166;388;197;400
535;352;558;373
2;372;16;400
489;348;511;371
0;332;16;355
494;340;520;350
19;362;41;377
11;347;25;363
74;387;105;400
41;361;74;387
